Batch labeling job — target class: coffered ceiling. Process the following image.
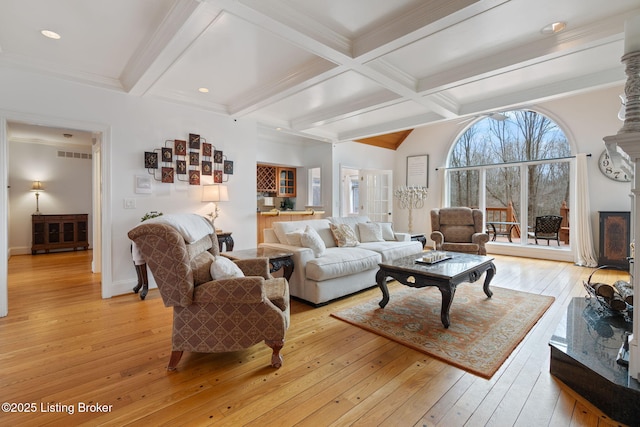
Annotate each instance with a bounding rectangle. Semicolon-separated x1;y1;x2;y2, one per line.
0;0;638;145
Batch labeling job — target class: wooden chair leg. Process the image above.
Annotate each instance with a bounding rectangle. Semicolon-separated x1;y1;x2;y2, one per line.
265;339;284;368
167;350;183;371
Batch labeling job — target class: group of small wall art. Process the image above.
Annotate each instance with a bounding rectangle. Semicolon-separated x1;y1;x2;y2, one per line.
144;133;234;185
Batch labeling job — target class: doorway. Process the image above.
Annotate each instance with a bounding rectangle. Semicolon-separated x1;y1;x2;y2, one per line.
339;165;393;222
1;113;108;317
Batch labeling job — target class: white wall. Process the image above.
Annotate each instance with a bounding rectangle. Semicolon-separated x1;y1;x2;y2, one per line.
395;84;631;254
9;141;93;255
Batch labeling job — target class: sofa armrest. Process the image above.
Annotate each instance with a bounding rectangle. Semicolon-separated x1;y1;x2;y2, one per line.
394;232;411;242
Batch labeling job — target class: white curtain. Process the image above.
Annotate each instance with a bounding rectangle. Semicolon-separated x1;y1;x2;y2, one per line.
574;153;598;267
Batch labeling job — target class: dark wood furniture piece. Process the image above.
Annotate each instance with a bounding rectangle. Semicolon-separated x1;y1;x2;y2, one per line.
32;214;89;254
598;211;630;268
376;251;496;328
410;233;427;248
216;231;234;252
222;247;294;281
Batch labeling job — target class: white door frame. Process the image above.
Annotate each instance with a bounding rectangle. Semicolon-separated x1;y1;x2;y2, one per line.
0;111;112;316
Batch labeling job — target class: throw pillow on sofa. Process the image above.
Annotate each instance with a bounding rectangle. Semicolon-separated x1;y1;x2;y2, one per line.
376;222;396;241
358;222;384;242
285;229;305;246
210;256;245;280
301;225;326;257
329;223;359;247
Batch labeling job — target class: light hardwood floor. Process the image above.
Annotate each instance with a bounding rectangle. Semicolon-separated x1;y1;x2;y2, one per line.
2;250;630;426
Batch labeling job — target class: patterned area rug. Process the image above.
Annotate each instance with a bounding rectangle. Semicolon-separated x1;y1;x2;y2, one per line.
331;285;554;379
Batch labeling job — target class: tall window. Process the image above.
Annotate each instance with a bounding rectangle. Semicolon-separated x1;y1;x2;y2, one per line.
447;110;571;245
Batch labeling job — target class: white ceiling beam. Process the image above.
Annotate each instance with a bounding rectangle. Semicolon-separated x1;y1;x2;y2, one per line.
417;13;628;95
337;111;444;142
229;59;341;117
460;67;625;116
291;92;403;130
353;0;508;62
122;0;220;96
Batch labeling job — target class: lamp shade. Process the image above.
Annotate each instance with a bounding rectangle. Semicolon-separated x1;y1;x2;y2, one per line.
31;181;44;191
202;184;229;202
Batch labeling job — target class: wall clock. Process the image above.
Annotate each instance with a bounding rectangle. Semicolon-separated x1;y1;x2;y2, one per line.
598;149;631;182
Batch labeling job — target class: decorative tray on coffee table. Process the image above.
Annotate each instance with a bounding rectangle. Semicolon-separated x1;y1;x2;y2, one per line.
415;252;451;265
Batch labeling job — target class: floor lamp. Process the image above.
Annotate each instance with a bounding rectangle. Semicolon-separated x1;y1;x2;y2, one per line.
31;181;44;215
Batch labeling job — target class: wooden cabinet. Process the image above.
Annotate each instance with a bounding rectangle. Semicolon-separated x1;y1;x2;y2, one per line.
257;164;297;197
32;214;89;254
598;211;630;268
257;164;277;192
277;167;296;197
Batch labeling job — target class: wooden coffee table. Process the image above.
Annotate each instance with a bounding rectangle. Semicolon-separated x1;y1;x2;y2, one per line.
376;251;496;328
222;247;294;281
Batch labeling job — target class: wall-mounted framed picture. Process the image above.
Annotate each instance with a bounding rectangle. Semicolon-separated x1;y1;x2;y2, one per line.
144;151;158;169
176;160;186;175
189;133;200;149
202;161;212;175
202;142;212;157
161;167;175;183
224;160;234;174
214;150;223;164
189;170;200;185
174;139;187;156
135;175;152;194
189;152;200;165
161;147;173;162
406;154;428;187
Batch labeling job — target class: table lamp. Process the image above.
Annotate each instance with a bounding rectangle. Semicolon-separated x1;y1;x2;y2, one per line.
202;184;229;231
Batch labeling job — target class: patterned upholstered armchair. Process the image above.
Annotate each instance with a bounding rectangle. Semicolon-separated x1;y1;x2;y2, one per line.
430;207;489;255
128;214;290;370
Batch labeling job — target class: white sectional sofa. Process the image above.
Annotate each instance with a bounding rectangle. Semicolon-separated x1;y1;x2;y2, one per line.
259;216;423;306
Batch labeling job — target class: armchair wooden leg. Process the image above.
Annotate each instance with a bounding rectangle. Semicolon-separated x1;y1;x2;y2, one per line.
265;339;284;368
167;350;183;371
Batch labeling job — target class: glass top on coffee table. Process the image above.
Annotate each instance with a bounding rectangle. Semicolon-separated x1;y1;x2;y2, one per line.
380;251;495;280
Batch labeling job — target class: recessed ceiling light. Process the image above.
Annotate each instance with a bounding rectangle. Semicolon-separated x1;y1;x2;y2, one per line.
41;29;61;40
541;21;566;35
198;87;209;93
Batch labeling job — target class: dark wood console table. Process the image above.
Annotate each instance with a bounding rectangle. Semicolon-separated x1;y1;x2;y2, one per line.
32;214;89;254
216;231;234;252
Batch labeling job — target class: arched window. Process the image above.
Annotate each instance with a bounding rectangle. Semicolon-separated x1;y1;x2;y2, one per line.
447;110;572;246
